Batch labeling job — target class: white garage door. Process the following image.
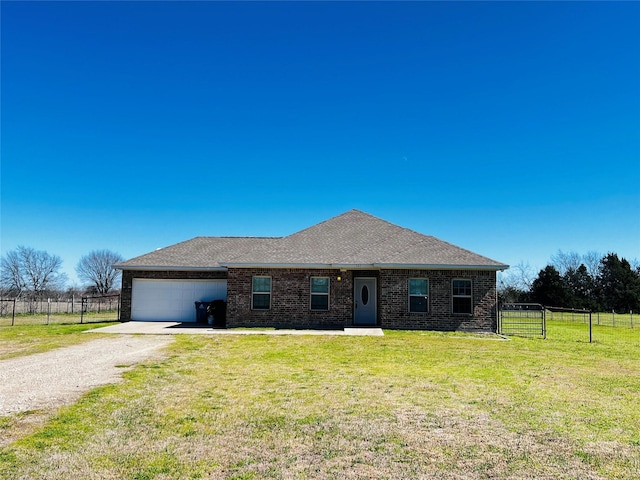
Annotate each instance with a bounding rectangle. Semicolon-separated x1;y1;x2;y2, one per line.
132;279;227;322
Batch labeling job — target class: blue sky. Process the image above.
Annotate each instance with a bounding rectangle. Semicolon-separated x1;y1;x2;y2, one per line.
2;1;639;286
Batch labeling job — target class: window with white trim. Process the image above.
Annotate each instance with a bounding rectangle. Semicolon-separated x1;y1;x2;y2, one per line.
452;279;472;314
310;277;329;311
408;278;429;313
252;276;271;310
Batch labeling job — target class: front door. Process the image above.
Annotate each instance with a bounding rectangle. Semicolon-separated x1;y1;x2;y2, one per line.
354;277;377;325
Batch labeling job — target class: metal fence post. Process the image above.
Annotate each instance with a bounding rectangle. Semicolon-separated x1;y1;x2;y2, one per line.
589;311;592;343
11;298;16;326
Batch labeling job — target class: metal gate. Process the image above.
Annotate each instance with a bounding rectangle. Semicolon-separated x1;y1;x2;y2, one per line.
80;294;121;323
499;303;546;338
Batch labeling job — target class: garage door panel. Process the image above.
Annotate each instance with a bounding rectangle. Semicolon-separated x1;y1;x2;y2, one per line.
132;279;227;322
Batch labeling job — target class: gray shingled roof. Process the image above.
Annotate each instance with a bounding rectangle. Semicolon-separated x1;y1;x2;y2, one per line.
115;210;508;271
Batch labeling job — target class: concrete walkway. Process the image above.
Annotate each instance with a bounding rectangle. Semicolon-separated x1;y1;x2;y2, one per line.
87;321;384;336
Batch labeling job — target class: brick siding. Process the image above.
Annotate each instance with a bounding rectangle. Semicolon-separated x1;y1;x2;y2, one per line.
226;267;496;331
379;269;497;331
121;267;497;331
226;268;353;329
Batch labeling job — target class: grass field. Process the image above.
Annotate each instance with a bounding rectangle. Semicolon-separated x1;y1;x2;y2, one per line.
1;326;638;479
0;310;120;327
550;311;637;329
501;311;640;344
0;322;117;360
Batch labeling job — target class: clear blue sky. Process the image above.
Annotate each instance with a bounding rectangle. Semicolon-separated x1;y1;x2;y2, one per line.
2;1;639;287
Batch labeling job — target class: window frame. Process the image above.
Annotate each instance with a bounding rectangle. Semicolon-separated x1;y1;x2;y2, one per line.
452;278;473;315
251;276;272;310
408;278;429;313
310;276;330;311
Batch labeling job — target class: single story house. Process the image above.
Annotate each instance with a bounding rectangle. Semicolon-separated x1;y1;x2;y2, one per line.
115;210;508;331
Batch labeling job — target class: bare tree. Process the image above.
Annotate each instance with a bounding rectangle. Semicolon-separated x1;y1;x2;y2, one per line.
550;250;582;275
0;249;26;296
499;261;535;292
582;250;602;277
76;250;124;294
0;246;67;297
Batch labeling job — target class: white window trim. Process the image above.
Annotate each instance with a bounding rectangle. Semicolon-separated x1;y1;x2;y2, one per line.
408;278;429;313
310;277;330;311
452;278;472;315
252;276;272;310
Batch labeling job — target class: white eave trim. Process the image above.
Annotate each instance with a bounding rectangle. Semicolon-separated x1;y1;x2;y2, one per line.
221;262;509;271
116;263;508;272
115;265;227;272
373;263;510;271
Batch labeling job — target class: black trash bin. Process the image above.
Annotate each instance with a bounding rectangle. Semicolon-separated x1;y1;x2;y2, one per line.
194;301;210;324
210;300;227;328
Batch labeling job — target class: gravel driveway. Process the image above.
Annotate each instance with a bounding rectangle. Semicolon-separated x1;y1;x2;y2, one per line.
0;335;173;418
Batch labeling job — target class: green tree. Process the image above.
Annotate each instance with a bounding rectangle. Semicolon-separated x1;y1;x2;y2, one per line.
530;265;570;307
564;264;598;310
597;253;640;312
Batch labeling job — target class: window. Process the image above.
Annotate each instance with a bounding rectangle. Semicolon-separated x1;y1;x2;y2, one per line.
252;276;271;310
310;277;329;311
452;279;472;314
409;278;429;313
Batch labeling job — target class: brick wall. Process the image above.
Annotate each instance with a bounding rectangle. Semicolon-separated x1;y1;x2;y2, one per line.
121;267;497;332
227;267;496;331
226;268;353;328
119;270;228;321
379;269;497;331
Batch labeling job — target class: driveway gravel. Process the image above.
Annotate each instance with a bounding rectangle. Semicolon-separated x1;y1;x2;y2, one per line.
0;335;173;417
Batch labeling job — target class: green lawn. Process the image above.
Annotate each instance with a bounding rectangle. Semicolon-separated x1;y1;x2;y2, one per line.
0;310;120;328
0;322;116;360
1;327;638;479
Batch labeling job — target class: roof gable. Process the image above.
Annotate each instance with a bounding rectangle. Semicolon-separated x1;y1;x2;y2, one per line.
115;209;508;271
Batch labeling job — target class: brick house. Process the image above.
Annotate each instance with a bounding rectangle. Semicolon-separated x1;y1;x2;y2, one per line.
115;210;508;331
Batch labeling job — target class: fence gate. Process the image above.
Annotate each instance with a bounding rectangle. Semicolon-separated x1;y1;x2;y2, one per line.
80;294;121;324
81;296;88;324
499;303;546;338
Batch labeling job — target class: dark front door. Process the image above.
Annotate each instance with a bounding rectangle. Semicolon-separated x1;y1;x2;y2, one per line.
354;277;377;325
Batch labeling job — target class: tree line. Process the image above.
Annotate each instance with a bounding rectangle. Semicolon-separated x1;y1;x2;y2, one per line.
500;251;640;312
0;246;123;299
